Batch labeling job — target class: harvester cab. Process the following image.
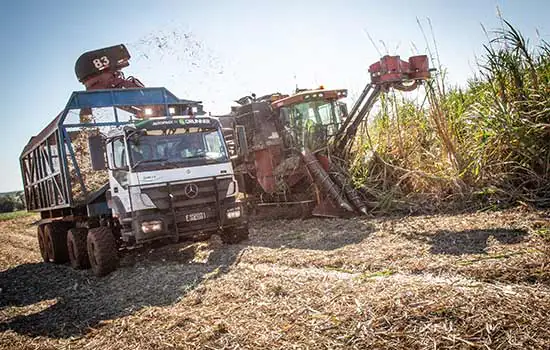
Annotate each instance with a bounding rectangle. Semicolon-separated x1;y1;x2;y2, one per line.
272;87;349;152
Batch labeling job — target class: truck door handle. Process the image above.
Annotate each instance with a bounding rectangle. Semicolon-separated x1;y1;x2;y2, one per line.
113;187;118;193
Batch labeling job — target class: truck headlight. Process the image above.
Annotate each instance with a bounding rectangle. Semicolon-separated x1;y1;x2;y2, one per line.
226;207;241;219
226;180;238;197
141;220;163;233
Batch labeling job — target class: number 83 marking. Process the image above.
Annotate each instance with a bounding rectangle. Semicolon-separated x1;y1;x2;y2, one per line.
92;56;110;69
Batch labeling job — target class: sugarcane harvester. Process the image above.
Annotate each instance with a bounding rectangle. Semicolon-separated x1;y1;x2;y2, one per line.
20;45;248;276
225;55;432;217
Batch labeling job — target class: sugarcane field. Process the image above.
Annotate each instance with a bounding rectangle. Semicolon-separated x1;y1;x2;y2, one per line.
2;1;550;349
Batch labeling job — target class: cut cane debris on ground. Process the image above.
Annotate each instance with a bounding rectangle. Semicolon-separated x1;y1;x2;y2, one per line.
1;207;549;349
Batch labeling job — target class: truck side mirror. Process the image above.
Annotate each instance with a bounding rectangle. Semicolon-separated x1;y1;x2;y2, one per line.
236;125;248;157
89;135;107;170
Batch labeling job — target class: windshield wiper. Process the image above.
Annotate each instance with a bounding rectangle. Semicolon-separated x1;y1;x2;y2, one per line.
175;150;210;160
132;157;169;168
182;154;226;164
183;154;207;160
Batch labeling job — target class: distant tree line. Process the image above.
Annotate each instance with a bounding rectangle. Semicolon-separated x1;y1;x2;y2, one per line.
0;192;25;213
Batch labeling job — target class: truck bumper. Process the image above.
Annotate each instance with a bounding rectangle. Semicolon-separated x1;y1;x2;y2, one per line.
123;200;247;244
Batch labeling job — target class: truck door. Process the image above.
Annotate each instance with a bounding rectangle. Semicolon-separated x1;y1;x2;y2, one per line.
106;137;131;216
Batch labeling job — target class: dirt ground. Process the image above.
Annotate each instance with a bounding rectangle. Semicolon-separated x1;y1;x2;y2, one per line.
1;208;549;349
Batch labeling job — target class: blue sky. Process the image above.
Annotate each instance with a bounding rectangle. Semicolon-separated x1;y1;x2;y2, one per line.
0;0;548;192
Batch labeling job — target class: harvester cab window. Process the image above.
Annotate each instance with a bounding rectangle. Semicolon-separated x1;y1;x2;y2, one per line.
336;102;348;121
305;108;317;132
307;108;317;123
289;100;337;128
293;104;308;127
317;104;333;125
280;108;291;125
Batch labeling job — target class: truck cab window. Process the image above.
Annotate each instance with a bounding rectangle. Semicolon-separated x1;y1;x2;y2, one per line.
112;138;127;169
205;131;223;154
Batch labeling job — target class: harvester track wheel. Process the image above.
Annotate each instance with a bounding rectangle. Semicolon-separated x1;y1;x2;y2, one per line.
67;228;90;269
221;226;249;244
37;225;48;262
87;227;119;277
44;223;69;264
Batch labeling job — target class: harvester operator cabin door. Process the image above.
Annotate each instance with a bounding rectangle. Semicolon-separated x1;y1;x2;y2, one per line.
107;137;131;216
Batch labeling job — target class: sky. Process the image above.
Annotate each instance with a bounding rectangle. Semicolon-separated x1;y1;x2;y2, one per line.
0;0;549;192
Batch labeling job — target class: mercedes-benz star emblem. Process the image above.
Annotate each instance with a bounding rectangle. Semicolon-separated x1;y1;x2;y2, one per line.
184;183;199;199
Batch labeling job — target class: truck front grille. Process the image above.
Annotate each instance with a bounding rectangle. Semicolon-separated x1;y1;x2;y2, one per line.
140;178;232;225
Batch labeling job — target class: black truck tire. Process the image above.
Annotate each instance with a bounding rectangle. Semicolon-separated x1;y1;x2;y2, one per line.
44;223;69;264
220;225;249;244
87;226;119;277
37;225;48;262
67;228;90;269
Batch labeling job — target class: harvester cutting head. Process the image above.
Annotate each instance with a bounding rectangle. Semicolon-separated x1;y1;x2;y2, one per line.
75;44;144;90
368;55;431;90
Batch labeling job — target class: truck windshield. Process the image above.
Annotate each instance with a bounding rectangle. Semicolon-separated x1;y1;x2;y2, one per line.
128;129;228;169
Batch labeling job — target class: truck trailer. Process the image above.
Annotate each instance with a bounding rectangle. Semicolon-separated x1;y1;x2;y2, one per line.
20;87;249;276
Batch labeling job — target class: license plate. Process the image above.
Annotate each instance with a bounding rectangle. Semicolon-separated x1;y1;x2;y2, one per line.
185;212;206;222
